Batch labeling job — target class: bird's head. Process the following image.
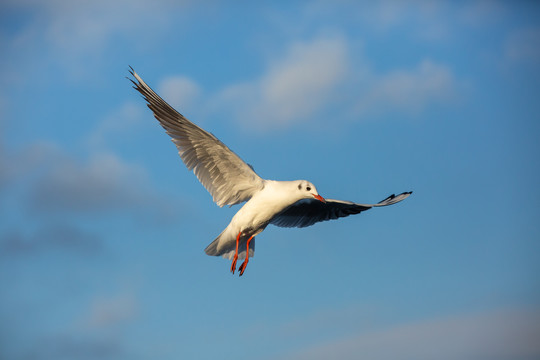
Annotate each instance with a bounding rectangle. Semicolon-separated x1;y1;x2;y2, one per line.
296;180;325;203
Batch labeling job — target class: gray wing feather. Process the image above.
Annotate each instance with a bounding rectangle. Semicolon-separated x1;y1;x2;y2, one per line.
270;191;412;228
129;68;264;207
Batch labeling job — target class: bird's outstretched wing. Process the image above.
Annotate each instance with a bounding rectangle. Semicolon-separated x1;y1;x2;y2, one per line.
270;191;412;228
129;68;265;207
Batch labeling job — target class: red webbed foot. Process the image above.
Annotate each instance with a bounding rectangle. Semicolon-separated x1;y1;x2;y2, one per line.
230;231;241;275
230;255;238;274
238;235;254;276
239;259;248;276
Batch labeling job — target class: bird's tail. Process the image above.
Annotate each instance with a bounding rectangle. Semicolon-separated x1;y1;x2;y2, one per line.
204;227;255;260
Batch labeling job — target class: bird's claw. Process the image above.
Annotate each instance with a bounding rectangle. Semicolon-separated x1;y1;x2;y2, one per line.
238;260;248;276
230;256;238;274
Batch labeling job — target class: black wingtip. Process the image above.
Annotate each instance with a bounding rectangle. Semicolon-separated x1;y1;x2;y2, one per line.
397;191;413;198
376;191;413;205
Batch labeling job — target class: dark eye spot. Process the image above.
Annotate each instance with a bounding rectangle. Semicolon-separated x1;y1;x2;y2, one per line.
306;186;311;191
298;184;302;190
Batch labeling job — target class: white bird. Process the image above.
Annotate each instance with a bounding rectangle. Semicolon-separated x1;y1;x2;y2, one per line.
129;68;412;276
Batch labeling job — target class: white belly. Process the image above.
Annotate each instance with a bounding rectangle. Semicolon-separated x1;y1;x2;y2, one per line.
230;185;294;235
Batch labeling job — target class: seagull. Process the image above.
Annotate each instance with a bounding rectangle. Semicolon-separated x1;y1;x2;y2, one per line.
129;67;412;276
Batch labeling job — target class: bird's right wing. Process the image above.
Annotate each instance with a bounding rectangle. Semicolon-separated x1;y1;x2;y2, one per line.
270;191;412;228
129;68;265;207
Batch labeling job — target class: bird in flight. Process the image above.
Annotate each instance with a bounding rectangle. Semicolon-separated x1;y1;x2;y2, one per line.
129;67;412;276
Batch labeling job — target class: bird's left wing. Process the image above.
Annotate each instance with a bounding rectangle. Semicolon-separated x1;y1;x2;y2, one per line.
129;68;265;207
270;191;412;228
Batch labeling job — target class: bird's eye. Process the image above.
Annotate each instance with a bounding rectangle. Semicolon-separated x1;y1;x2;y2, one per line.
306;186;311;191
298;184;302;190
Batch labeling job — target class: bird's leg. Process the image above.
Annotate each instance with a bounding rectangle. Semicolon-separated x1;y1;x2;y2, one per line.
230;232;241;274
238;235;254;276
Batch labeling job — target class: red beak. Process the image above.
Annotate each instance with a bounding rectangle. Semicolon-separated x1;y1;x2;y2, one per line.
312;194;326;203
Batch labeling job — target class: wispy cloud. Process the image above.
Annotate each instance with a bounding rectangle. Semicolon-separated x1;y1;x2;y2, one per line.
20;334;123;360
0;138;175;220
21;290;139;360
84;292;139;329
1;1;461;134
1;0;196;81
504;27;540;64
459;0;505;26
0;141;57;192
355;59;457;117
29;151;153;214
159;75;202;111
86;102;145;151
277;307;540;360
33;0;190;46
304;1;457;41
209;43;457;130
0;224;101;256
214;35;349;130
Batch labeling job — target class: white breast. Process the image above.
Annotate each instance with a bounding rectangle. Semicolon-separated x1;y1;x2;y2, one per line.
230;180;300;234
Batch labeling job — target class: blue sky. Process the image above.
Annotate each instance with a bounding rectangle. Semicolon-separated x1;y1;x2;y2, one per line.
1;1;539;359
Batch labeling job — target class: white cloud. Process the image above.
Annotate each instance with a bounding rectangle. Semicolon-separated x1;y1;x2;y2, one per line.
460;0;505;26
0;225;101;256
86;102;145;151
304;1;455;41
213;51;456;130
356;59;457;116
261;37;348;120
1;1;461;133
29;151;153;214
0;141;59;190
278;307;540;360
21;334;123;360
14;288;138;359
201;29;457;131
16;0;188;52
159;75;202;110
504;27;540;64
215;35;349;130
85;293;138;328
0;139;172;217
1;0;197;80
